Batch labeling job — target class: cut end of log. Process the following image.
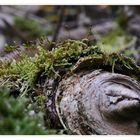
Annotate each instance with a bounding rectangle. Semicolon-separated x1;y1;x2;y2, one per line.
55;69;140;134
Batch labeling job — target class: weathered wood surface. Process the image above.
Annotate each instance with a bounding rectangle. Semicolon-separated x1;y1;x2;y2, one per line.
55;69;140;134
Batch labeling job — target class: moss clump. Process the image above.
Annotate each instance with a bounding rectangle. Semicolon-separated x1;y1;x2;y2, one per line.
116;7;129;30
0;39;140;93
99;28;137;54
4;44;19;53
0;40;102;88
71;51;140;80
14;16;53;39
0;87;64;135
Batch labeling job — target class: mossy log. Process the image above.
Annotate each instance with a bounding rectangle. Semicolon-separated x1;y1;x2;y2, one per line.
44;57;140;134
0;39;140;135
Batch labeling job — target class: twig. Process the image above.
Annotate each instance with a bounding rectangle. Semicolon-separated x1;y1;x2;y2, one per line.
52;6;65;43
2;18;27;42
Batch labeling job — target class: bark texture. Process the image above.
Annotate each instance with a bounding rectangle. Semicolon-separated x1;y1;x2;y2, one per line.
55;69;140;134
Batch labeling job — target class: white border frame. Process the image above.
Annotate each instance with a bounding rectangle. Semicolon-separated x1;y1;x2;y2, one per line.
0;0;140;5
0;1;140;140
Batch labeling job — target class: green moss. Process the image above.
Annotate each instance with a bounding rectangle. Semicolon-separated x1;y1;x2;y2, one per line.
14;16;53;39
0;39;139;98
0;40;99;98
115;7;128;30
4;44;18;53
71;52;140;78
0;87;64;135
1;39;140;91
99;28;137;54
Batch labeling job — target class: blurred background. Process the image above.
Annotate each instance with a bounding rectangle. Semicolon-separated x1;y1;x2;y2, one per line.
0;5;139;64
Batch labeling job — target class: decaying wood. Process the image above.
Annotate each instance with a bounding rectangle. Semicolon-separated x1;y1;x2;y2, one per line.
55;69;140;134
